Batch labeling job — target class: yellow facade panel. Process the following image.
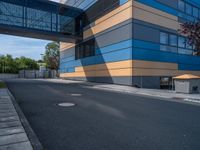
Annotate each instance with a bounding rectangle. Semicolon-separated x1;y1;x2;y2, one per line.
95;68;132;77
84;6;132;39
95;0;133;25
133;68;178;76
133;60;178;70
60;68;132;78
133;1;177;21
75;60;132;72
60;42;75;51
133;1;179;30
132;68;200;77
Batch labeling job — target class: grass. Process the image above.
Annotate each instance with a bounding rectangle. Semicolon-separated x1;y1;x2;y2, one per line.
0;81;6;88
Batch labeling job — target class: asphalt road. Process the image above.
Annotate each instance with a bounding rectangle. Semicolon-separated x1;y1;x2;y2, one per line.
5;79;200;150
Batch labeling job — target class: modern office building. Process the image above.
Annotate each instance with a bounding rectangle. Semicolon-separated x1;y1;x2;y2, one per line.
59;0;200;88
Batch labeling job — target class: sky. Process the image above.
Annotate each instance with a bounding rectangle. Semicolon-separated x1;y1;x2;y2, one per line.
0;0;60;60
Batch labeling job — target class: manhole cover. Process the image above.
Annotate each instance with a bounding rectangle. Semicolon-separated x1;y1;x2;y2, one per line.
70;93;82;97
58;103;75;107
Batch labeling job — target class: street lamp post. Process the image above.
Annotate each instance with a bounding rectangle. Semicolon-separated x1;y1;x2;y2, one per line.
2;59;5;74
40;53;44;60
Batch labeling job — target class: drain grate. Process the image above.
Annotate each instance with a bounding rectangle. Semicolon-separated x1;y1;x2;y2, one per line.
58;103;75;107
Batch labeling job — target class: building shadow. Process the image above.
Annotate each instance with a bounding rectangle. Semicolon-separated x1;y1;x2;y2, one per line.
73;0;123;84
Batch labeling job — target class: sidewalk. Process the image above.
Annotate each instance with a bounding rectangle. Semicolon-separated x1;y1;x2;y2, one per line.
39;79;200;102
86;83;200;100
0;88;33;150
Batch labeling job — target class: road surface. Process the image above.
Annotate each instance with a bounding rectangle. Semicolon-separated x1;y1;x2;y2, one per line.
5;79;200;150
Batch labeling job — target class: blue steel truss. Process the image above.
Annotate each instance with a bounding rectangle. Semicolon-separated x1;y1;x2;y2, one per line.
0;0;83;42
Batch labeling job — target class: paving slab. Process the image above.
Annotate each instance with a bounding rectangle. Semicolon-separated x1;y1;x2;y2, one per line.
0;133;28;146
0;116;19;122
0;113;17;118
0;121;21;129
0;110;16;114
0;89;33;150
0;141;33;150
0;126;25;136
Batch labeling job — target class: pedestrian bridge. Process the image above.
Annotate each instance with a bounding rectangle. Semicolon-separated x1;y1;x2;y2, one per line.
0;0;83;42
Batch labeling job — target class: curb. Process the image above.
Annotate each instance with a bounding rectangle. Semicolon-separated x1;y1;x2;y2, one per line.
7;88;44;150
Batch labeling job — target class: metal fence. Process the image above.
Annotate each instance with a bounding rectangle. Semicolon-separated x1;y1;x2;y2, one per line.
19;70;57;79
0;73;19;79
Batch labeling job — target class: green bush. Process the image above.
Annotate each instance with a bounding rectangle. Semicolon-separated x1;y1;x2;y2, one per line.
0;81;6;88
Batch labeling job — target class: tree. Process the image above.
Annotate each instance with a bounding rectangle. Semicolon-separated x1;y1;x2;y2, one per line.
179;21;200;56
15;56;39;70
0;55;17;73
44;42;60;70
0;55;39;73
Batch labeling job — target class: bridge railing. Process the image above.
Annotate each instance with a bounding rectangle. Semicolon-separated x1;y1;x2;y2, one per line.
0;0;83;41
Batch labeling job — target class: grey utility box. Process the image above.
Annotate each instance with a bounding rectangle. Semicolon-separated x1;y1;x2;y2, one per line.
173;74;200;94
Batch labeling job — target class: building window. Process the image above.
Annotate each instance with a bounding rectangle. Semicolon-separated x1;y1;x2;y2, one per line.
160;77;172;89
178;36;185;48
186;3;192;15
199;10;200;18
160;32;178;53
159;31;194;55
169;34;177;46
186;41;192;49
120;0;128;5
75;39;96;59
193;7;199;18
178;36;194;55
178;48;193;55
178;0;185;12
178;1;200;19
160;32;168;44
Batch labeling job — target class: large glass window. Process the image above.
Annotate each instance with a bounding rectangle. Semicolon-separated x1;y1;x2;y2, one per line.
159;31;194;55
186;41;192;49
178;1;200;19
178;48;193;55
160;32;168;44
186;3;192;15
193;7;199;18
178;36;185;48
178;0;185;12
75;39;96;59
199;10;200;18
169;34;177;46
120;0;128;5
